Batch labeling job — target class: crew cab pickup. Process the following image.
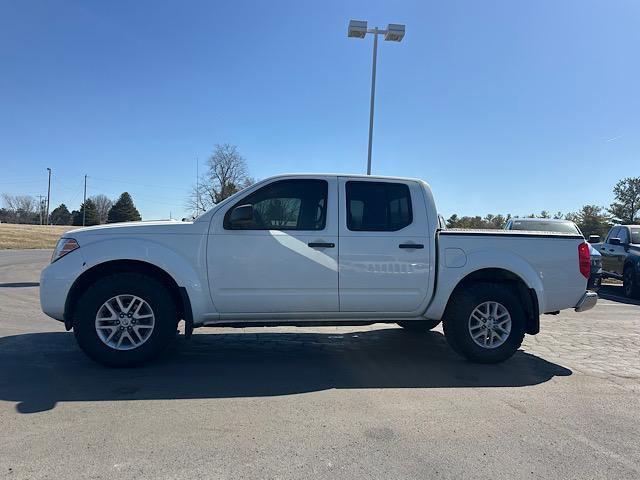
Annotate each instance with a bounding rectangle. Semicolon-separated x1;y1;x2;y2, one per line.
40;174;597;367
591;225;640;298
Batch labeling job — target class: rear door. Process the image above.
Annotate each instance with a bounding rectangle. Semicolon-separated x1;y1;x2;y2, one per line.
337;178;431;312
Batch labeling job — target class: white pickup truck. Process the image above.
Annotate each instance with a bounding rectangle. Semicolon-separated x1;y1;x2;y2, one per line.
40;174;597;367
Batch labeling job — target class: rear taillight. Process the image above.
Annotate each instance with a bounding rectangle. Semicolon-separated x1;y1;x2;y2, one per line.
578;242;590;278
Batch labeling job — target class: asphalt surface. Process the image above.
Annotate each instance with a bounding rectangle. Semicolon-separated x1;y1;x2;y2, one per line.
1;249;639;479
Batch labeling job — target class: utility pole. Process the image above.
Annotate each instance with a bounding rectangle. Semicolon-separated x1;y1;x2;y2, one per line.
196;158;200;216
37;194;45;225
46;168;51;225
83;174;87;227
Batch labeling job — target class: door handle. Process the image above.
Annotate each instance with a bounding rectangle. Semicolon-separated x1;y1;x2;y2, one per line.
399;243;424;249
308;242;335;248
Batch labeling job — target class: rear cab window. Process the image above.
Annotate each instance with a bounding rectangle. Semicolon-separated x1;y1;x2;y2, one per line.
509;220;579;234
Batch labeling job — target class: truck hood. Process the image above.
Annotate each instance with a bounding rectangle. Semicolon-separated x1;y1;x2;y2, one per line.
65;220;195;237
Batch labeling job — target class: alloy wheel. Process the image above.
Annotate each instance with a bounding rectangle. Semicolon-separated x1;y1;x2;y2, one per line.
468;301;512;349
95;294;155;350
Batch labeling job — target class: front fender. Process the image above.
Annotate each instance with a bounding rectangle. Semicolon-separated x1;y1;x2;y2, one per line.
424;248;545;320
75;236;213;322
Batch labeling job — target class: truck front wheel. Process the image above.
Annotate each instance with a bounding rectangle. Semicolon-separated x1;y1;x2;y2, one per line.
442;283;525;364
73;273;178;367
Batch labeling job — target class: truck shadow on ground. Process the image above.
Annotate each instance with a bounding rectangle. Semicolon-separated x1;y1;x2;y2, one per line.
0;328;572;414
598;284;640;306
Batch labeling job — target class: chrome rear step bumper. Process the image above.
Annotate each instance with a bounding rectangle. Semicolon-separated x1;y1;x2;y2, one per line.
575;291;598;312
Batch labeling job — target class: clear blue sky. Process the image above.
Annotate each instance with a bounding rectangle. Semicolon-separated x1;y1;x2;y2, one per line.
1;0;639;220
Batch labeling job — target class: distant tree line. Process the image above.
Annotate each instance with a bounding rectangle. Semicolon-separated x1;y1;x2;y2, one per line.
1;192;141;226
445;177;640;238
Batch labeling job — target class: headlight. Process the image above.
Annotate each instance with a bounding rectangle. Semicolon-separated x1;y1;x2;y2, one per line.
51;238;80;263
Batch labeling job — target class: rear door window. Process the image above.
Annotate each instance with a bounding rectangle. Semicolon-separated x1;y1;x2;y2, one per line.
346;181;412;231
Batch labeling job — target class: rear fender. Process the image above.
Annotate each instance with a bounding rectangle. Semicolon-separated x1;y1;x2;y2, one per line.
425;248;545;320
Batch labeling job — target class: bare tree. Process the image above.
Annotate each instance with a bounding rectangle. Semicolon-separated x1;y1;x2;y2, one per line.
90;194;113;224
1;194;38;223
187;144;254;215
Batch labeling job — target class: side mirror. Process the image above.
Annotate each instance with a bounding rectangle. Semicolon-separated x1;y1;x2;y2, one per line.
229;204;254;227
609;237;621;246
588;235;600;244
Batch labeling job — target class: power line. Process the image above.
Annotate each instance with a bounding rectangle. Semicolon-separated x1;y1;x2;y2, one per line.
89;175;190;192
0;180;43;185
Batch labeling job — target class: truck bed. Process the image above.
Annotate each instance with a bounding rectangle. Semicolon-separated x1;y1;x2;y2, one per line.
427;228;587;318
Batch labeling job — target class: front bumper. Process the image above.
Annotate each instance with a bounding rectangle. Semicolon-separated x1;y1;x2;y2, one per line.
40;249;85;322
575;291;598;313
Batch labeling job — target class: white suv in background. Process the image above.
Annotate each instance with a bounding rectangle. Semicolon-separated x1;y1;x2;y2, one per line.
504;218;602;290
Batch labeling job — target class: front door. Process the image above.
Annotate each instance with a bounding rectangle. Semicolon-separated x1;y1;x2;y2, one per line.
208;177;339;313
337;178;431;313
600;227;620;275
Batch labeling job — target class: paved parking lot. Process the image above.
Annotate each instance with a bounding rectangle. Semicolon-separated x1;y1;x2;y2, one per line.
1;250;639;479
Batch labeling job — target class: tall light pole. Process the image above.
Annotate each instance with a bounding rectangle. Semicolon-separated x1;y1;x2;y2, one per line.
348;20;406;175
46;168;51;225
83;174;87;227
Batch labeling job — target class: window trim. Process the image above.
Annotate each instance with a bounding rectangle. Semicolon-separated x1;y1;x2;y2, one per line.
223;179;329;231
345;180;413;232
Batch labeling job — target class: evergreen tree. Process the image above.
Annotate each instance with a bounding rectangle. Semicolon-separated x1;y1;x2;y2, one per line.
50;203;72;225
107;192;142;223
566;205;611;238
608;177;640;224
72;199;100;226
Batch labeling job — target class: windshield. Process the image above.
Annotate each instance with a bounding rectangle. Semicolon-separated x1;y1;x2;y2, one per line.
510;220;580;234
631;227;640;244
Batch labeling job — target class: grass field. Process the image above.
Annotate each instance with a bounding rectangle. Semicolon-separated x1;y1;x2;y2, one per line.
0;224;73;249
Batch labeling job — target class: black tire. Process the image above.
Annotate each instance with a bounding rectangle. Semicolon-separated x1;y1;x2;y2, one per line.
442;282;526;364
623;266;640;299
73;273;178;367
397;320;441;331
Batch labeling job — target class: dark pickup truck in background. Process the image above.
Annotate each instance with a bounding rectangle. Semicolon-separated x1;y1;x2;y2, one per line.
590;225;640;299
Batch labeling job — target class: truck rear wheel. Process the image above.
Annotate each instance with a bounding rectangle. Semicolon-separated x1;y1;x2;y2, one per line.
397;320;441;331
442;283;525;363
73;273;178;367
